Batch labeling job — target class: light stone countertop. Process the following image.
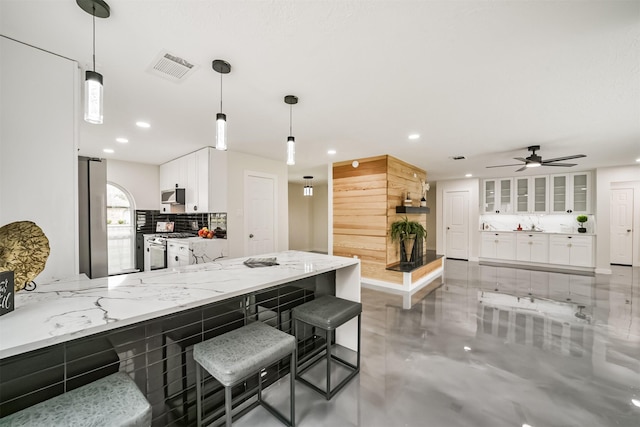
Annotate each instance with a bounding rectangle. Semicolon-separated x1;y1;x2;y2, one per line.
479;230;596;236
0;251;359;359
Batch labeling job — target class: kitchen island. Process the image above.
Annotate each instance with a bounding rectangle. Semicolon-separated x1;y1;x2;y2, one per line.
0;251;360;425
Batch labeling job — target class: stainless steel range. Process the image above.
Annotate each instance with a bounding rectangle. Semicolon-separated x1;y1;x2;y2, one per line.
143;222;197;271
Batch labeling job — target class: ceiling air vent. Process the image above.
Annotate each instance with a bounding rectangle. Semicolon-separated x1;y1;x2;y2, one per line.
148;51;198;82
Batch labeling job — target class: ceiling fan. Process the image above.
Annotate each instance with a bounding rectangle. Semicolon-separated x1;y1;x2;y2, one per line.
486;145;586;172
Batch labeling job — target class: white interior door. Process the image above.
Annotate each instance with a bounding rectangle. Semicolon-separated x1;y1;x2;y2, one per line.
444;191;469;260
610;188;633;265
245;173;276;256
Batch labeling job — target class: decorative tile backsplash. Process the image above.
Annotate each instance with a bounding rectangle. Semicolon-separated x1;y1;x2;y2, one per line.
479;214;596;234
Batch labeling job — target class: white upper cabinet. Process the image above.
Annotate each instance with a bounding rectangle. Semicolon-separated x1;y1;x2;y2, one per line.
483;178;513;214
185;147;228;213
514;175;548;214
550;172;592;214
160;147;228;213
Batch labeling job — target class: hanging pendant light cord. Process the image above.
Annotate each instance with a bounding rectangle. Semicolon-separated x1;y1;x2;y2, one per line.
92;5;96;72
219;72;223;113
289;104;293;135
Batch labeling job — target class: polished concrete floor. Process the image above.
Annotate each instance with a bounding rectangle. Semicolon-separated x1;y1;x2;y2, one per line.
236;260;640;427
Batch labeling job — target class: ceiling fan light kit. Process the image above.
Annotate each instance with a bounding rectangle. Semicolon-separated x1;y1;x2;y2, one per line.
487;145;586;172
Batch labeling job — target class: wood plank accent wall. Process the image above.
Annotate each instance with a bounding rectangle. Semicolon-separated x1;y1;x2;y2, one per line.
333;155;427;285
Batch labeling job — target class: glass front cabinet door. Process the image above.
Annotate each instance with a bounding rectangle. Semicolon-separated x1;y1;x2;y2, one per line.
483;178;513;214
550;172;591;214
515;176;547;213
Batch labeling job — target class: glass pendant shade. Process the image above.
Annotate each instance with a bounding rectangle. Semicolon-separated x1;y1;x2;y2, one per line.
287;136;295;165
303;175;313;197
84;70;103;124
216;112;227;151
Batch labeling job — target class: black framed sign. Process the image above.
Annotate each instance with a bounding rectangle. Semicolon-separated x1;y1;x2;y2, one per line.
0;270;14;316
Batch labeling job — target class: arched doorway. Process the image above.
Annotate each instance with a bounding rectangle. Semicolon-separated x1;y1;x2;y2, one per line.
107;182;135;274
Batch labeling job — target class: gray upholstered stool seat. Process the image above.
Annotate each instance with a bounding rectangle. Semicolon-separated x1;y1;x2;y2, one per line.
0;372;152;427
193;321;296;426
292;295;362;400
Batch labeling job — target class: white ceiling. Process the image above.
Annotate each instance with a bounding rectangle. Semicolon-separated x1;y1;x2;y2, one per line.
1;1;638;184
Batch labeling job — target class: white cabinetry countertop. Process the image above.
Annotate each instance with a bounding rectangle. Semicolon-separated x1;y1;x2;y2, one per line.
480;230;595;236
0;251;360;359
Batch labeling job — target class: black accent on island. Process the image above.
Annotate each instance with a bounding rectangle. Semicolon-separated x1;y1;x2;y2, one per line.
386;250;443;273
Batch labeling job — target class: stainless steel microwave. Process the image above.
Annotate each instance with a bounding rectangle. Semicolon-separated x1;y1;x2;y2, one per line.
161;188;185;205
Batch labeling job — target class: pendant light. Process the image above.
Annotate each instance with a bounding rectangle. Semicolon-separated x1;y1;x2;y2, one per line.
212;59;231;151
303;176;314;197
77;0;110;125
284;95;298;165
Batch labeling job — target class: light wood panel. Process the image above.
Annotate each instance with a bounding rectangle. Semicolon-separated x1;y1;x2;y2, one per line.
333;154;429;284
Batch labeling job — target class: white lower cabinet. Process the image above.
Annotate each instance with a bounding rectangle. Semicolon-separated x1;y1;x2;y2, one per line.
548;235;594;268
167;242;190;268
515;233;549;263
481;232;594;270
167;238;229;268
481;233;516;260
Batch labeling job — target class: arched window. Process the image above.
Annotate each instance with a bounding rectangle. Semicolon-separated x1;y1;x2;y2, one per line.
107;183;135;275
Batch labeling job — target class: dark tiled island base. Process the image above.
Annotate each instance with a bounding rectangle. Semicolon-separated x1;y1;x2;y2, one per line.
0;272;336;426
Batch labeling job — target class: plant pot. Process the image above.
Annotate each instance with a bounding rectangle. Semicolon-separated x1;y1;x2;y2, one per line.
578;227;587;233
402;234;416;262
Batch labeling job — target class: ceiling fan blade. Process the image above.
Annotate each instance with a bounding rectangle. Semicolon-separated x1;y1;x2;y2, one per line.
515;166;528;172
513;157;527;162
486;164;525;169
542;154;586;163
542;162;577;167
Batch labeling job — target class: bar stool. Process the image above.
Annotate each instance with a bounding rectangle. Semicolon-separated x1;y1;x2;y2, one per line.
254;286;314;333
193;321;296;427
162;306;245;424
292;295;362;400
0;372;152;427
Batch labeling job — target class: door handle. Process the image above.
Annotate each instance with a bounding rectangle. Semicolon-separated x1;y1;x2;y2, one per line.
627;229;632;232
249;234;254;238
447;227;450;230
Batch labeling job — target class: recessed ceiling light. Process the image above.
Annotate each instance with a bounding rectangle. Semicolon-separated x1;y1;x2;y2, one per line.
408;134;420;140
465;173;472;177
327;149;337;155
116;137;129;143
636;158;640;162
632;398;640;407
103;148;114;154
136;121;150;128
463;346;471;352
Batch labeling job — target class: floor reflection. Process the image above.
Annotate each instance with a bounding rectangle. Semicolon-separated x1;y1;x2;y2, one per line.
237;261;640;427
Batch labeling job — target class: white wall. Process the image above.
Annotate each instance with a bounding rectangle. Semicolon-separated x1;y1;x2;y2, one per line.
435;178;480;261
106;159;160;210
288;183;329;253
595;165;640;272
226;151;289;258
288;183;312;250
425;182;436;250
0;37;79;282
312;184;329;252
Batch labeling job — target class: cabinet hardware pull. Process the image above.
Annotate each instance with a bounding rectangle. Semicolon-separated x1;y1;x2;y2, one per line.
175;256;179;261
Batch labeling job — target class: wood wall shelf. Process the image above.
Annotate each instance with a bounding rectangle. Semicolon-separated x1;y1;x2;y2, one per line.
396;206;430;214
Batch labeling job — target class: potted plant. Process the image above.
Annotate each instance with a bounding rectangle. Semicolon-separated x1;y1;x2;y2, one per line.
390;216;427;262
576;215;588;233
